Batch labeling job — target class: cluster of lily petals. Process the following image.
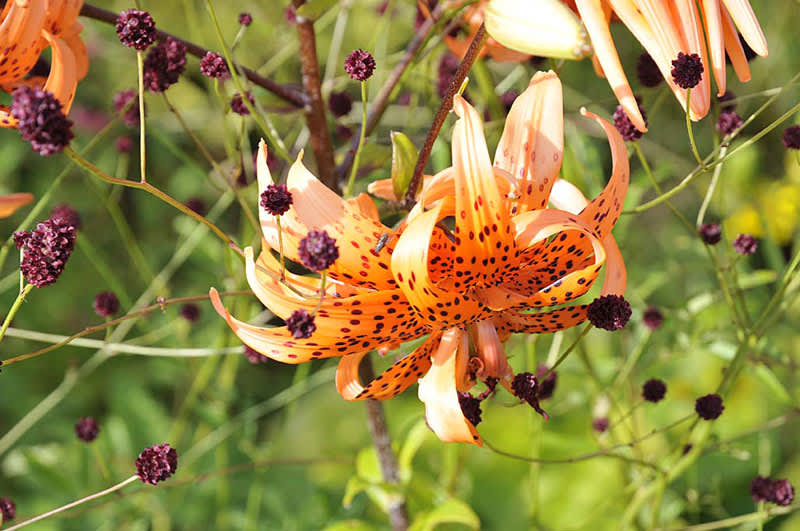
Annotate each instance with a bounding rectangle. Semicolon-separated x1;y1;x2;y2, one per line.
211;71;629;445
476;0;767;132
0;0;88;128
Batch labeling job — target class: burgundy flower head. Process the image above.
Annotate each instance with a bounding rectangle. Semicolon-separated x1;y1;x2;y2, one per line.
113;89;140;128
200;52;230;80
298;230;339;271
643;306;664;330
344;49;376;81
511;372;549;420
116;9;157;50
116;136;134;153
695;393;724;420
185;197;206;216
286;309;316;339
671;52;704;89
0;497;15;522
75;417;100;442
699;223;722;245
180;303;200;323
642;378;667;403
50;204;82;230
587;295;632;331
613;99;647;142
238;12;253;26
636;52;662;88
733;234;758;255
716;109;743;136
14;217;77;288
770;479;795;506
717;91;736;110
260;183;293;216
535;364;557;400
782;125;800;150
750;475;772;502
94;291;120;317
231;92;255;116
458;392;483;426
592;417;609;433
11;86;74;156
135;443;178;485
143;37;187;92
328;91;353;118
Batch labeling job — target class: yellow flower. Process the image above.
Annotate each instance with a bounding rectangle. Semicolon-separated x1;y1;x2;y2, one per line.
212;71;629;445
1;0;89;128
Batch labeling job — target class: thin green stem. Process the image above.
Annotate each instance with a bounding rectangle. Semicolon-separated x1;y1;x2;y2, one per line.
0;284;33;344
90;444;111;482
136;50;147;183
542;324;591;379
696;146;727;227
685;88;707;170
345;81;369;198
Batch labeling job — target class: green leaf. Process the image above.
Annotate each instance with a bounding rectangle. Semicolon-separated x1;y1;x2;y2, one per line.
295;0;338;21
754;364;792;404
322;520;377;531
391;132;419;200
398;420;429;482
409;498;481;531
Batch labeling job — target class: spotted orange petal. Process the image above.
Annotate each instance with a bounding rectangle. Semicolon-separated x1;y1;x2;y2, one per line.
494;70;566;210
494;305;589;335
418;327;482;445
336;333;438;401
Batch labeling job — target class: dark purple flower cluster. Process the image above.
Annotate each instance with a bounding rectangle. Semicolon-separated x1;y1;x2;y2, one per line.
298;230;339;271
286;309;316;339
238;12;253;26
143;37;187;92
231;92;255;116
113;89;140;128
636;52;662;87
180;303;200;323
587;295;631;331
458;392;483;426
613;99;648;142
135;443;178;485
592;417;609;433
751;476;795;506
699;223;722;245
344;49;376;82
535;364;557;400
185;197;206;216
0;497;15;522
260;183;293;216
14;217;77;288
11;86;74;156
94;291;120;317
116;136;134;153
695;393;724;420
717;91;736;110
643;306;664;330
328;91;353;118
733;234;758;255
716;109;743;136
116;9;157;50
783;125;800;150
511;372;549;419
50;204;81;230
75;417;100;442
671;52;704;89
642;378;667;403
200;52;230;80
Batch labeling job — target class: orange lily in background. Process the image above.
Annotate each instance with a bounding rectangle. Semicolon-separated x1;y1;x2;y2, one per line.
484;0;768;132
0;0;88;128
212;71;629;446
0;193;34;218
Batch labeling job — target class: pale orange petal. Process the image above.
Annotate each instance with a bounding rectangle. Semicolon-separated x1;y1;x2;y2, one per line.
700;0;726;96
669;0;711;118
575;0;645;132
720;0;767;57
43;32;78;114
470;320;512;381
0;192;34;218
720;3;751;83
601;234;627;295
346;193;380;221
0;0;47;84
417;327;482;445
494;70;566;210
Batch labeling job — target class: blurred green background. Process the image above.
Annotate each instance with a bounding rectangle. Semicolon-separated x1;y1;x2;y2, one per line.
1;1;799;529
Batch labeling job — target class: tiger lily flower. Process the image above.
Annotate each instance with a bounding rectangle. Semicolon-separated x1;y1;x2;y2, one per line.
485;0;768;132
0;193;34;218
211;70;628;446
1;0;88;128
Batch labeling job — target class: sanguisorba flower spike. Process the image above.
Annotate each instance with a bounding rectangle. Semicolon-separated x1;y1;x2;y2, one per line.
212;71;628;446
0;0;89;128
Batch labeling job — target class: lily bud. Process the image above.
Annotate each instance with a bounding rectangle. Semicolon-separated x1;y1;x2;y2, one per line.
485;0;591;60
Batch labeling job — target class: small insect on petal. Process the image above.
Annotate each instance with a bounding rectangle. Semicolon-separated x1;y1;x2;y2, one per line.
484;0;591;60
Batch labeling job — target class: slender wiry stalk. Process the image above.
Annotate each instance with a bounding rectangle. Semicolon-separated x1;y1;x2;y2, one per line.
79;4;305;108
4;475;139;530
362;358;409;531
0;284;33;344
684;88;707;170
344;81;368;196
136;50;147;183
292;0;337;190
404;23;487;208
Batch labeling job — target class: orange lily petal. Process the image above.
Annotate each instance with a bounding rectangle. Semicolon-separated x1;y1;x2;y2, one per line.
336;333;438;401
346;193;380;222
418;327;482;445
43;31;78;114
574;0;645;132
470;320;512;381
256;141;397;290
63;21;89;81
494;70;566;210
0;0;47;84
0;192;34;218
720;0;767;57
494;305;589;335
701;0;726;96
720;3;751;83
669;0;711;116
575;108;629;239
